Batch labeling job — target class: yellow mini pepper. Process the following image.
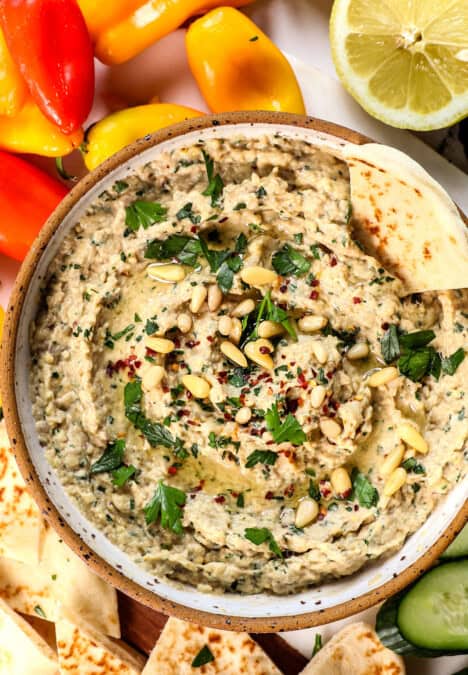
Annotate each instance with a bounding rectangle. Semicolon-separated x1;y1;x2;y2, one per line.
82;103;203;170
78;0;254;65
0;98;83;157
0;27;27;117
186;8;306;115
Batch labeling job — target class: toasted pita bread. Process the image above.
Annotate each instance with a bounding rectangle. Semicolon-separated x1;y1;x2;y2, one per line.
0;596;58;674
299;622;405;675
0;422;44;564
0;524;120;638
55;609;144;674
344;143;468;294
142;617;282;674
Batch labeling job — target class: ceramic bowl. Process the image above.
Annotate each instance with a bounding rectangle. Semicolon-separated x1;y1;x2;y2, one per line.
1;111;467;632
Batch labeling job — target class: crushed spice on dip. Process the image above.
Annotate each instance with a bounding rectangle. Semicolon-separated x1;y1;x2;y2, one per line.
30;135;467;595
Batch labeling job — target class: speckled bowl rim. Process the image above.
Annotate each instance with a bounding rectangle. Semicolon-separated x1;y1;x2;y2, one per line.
1;111;467;633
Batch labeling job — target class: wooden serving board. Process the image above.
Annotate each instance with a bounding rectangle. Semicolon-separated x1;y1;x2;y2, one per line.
118;591;308;674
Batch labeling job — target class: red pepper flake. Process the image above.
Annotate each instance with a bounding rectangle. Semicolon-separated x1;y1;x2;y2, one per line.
286;397;299;413
309;290;319;300
339;488;352;500
168;466;178;476
223;413;232;421
266;440;275;446
284;484;295;498
145;347;157;357
352;296;362;304
322;404;329;415
259;346;270;354
330;257;338;267
311;278;320;287
265;491;274;500
279;284;288;293
186;391;193;400
173;337;181;348
354;503;360;511
319;480;332;498
177;409;189;418
193;481;205;492
326;371;334;379
190;225;198;233
162;385;170;393
186;340;200;348
206;335;214;343
214;495;225;504
381;322;389;330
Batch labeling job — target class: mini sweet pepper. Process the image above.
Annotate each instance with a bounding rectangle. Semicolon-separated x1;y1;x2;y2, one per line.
82;102;203;171
0;0;95;133
77;0;254;65
186;7;305;115
0;151;68;261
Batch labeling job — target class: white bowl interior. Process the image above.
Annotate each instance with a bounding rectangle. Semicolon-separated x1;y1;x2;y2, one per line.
15;122;467;620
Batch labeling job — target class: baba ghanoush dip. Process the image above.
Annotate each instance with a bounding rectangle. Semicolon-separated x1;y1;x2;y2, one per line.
30;135;467;595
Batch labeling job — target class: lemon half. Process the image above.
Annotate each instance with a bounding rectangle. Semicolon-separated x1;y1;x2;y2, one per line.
330;0;468;130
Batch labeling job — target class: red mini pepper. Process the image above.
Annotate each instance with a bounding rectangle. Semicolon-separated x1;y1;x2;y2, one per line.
0;0;95;133
0;151;68;261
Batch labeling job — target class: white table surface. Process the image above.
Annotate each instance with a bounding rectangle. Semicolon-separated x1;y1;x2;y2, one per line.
0;1;466;672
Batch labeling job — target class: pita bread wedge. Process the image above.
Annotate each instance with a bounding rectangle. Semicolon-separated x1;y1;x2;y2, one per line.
0;596;58;674
0;524;120;638
299;622;405;675
344;143;468;294
55;609;145;674
0;422;44;564
142;617;282;674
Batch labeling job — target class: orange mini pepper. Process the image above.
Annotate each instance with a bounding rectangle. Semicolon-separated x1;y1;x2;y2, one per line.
78;0;254;65
82;103;203;170
0;27;27;117
186;7;305;115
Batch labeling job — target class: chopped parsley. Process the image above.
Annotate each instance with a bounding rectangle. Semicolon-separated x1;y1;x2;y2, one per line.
265;402;306;446
112;464;137;487
144;480;186;534
104;323;135;348
125;200;167;232
202;150;224;206
176;202;201;224
272;244;311;277
90;439;126;475
244;527;283;558
402;457;426;474
245;450;278;468
144;233;201;267
192;645;215;668
351;470;379;508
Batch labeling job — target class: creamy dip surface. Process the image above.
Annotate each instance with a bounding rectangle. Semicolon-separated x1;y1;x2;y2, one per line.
30;135;467;595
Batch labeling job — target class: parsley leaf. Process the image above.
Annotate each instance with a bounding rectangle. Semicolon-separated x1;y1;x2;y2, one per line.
228;368;250;387
202;150;224;206
144;480;186;534
112;465;136;487
124;380;180;449
192;645;215;668
308;479;320;501
272;244;311;277
175;202;200;224
398;347;435;382
441;347;465;375
244;527;283;558
198;233;246;292
381;325;400;363
125;200;167;232
265;402;306;445
352;470;379;508
90;439;126;475
144;234;201;267
245;450;278;468
399;330;435;350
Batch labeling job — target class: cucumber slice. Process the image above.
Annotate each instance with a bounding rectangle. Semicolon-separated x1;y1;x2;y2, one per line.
398;560;468;651
441;524;468;559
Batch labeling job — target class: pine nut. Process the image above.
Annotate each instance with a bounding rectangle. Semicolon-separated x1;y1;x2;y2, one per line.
218;315;232;336
258;320;284;338
244;339;274;370
142;366;165;390
208;284;223;312
240;266;278;286
220;340;248;368
182;374;211;399
311;384;327;408
229;317;242;344
330;467;352;498
147;263;185;283
145;336;175;354
383;467;407;497
177;313;192;334
295;498;319;528
232;298;255;318
235;407;252;425
298;315;327;333
367;366;399;387
190;285;207;313
397;423;429;455
312;341;328;364
320;417;342;440
380;445;405;478
347;342;369;360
